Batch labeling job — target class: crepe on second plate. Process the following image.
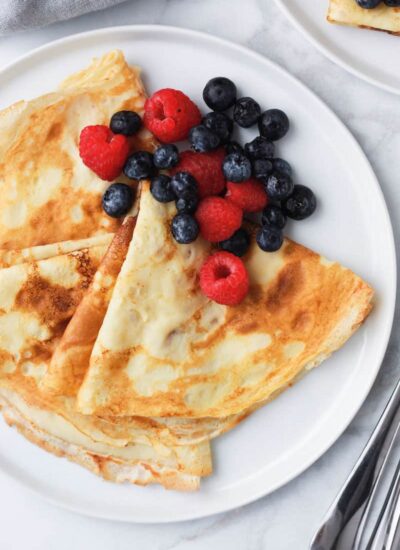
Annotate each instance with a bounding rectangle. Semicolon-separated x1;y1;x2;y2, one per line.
0;49;155;251
77;182;373;419
0;234;211;490
328;0;400;34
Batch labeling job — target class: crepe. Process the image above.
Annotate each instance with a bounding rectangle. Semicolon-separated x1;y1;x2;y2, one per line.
0;49;155;252
0;238;211;490
77;182;373;418
327;0;400;34
43;217;136;397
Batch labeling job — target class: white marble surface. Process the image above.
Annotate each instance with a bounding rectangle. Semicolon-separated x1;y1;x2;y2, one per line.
0;1;399;549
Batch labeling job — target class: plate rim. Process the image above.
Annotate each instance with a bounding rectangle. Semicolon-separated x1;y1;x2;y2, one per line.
0;24;396;523
273;0;400;96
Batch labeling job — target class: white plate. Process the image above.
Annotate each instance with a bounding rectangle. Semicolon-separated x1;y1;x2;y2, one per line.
274;0;400;95
0;25;395;523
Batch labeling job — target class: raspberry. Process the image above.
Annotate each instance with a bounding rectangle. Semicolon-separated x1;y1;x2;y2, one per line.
79;125;129;181
200;251;249;305
195;197;242;243
171;149;225;198
225;179;268;213
143;88;201;143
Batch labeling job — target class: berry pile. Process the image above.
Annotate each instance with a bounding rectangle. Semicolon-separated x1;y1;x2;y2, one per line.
79;79;317;306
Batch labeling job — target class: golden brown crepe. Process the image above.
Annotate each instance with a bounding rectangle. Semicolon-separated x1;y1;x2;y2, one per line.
0;49;155;252
0;239;211;490
77;182;373;418
328;0;400;34
43;217;136;397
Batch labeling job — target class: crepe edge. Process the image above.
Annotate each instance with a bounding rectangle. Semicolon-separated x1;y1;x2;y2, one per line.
0;396;202;492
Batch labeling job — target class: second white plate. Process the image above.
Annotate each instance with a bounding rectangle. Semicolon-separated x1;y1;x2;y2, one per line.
274;0;400;95
0;25;396;523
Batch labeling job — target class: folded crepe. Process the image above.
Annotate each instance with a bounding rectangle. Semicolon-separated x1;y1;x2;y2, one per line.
0;49;155;252
0;234;211;490
41;208;252;446
77;182;373;418
327;0;400;34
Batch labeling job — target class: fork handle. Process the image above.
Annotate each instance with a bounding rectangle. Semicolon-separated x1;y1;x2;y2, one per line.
310;375;400;550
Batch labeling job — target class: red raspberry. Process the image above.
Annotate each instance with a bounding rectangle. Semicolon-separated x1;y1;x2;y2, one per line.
200;251;249;306
79;125;129;181
195;197;242;242
143;89;201;143
171;149;226;198
225;179;268;212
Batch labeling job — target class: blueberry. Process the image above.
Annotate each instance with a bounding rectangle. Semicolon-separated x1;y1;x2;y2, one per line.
203;77;237;112
233;97;261;128
273;158;292;178
258;109;290;141
264;172;294;201
171;214;199;244
123;151;154;180
203;112;233;144
384;0;400;5
102;183;134;218
283;184;316;220
176;192;199;214
222;153;252;183
219;228;250;257
225;141;244;156
356;0;381;7
150;175;175;203
262;205;287;229
153;144;179;169
256;226;283;252
170;171;198;197
110;110;141;136
253;159;274;179
245;136;275;160
189;125;220;153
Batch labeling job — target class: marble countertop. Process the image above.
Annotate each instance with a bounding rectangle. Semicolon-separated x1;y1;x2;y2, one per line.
0;1;399;549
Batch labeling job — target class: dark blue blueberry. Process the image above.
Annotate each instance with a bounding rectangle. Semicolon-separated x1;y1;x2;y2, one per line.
356;0;381;7
245;136;275;160
273;158;292;178
256;225;283;252
253;159;274;179
219;228;250;257
222;153;252;183
384;0;400;5
123;151;154;180
203;112;233;144
150;175;175;203
171;214;199;244
170;171;198;197
261;204;287;229
283;184;316;220
110;110;141;136
153;144;179;169
258;109;290;141
189;125;220;153
176;192;199;214
102;183;134;218
203;77;237;112
233;97;261;128
225;141;244;156
264;171;294;201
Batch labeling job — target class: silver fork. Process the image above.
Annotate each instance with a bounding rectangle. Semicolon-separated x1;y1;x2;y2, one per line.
310;375;400;550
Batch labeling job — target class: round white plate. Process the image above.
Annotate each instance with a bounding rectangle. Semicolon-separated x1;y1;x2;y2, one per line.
274;0;400;95
0;25;395;523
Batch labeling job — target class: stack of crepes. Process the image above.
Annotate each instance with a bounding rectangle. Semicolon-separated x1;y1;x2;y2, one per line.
0;50;374;491
327;0;400;34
